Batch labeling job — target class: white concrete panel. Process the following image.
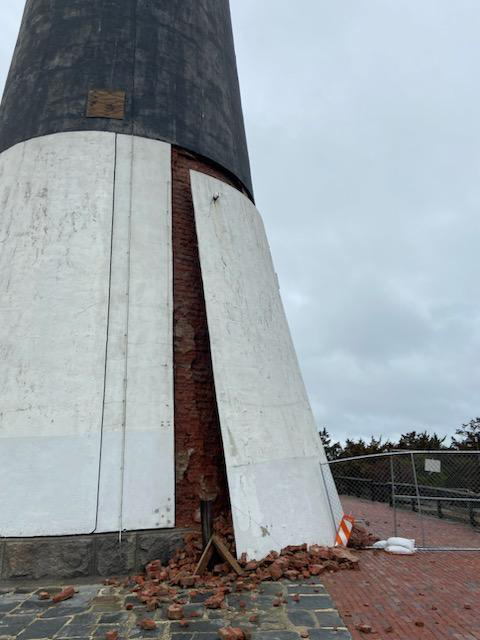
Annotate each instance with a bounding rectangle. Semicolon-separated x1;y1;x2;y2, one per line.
96;135;174;532
191;172;343;559
0;132;115;536
95;134;132;533
121;136;174;530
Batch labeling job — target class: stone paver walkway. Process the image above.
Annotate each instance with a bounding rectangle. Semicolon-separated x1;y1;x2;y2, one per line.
0;580;351;640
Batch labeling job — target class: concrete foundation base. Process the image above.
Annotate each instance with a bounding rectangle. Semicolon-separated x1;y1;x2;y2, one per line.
0;528;190;580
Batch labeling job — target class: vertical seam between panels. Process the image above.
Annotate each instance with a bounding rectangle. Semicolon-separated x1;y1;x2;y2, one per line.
95;132;118;532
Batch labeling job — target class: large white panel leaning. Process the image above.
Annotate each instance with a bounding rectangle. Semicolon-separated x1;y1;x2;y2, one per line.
96;135;174;533
191;172;343;559
0;131;174;537
0;132;115;536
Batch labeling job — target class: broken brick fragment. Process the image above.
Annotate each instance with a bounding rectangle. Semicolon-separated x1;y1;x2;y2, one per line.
309;565;324;576
348;524;380;550
284;570;299;581
139;619;156;630
167;604;184;620
329;548;360;567
146;560;162;575
309;545;330;560
180;576;196;588
218;627;245;640
105;632;118;640
205;590;226;609
263;551;279;564
269;562;284;581
281;544;307;554
52;587;74;604
355;624;373;634
38;591;50;601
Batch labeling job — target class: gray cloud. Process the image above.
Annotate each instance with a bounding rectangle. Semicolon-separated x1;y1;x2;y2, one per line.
2;0;479;443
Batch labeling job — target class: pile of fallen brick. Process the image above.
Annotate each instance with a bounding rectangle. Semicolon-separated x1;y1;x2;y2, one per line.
126;516;360;614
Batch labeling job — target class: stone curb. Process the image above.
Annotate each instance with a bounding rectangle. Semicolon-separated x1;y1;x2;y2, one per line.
0;529;191;580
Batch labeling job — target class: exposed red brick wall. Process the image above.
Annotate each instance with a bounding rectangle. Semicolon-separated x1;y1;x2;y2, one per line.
172;147;247;527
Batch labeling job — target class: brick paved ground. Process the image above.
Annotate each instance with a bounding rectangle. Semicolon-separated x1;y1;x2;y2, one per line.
323;498;480;639
0;580;351;640
340;496;480;548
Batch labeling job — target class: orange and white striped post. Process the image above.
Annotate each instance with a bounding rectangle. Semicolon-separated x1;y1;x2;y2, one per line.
335;514;355;547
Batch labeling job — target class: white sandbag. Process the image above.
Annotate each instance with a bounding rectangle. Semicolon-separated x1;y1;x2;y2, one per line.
386;537;415;551
385;544;416;555
372;540;388;549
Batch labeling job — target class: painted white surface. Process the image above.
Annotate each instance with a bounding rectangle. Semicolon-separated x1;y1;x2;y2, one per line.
191;172;343;559
94;134;131;533
96;135;174;532
0;132;115;536
0;131;174;537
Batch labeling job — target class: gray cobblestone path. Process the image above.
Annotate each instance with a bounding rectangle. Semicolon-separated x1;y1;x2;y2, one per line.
0;580;351;640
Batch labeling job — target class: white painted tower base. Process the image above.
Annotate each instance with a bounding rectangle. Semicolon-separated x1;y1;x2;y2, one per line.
0;132;341;555
191;173;343;558
0;132;174;537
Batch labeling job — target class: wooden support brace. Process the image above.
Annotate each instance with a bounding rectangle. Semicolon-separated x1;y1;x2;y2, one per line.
194;535;243;577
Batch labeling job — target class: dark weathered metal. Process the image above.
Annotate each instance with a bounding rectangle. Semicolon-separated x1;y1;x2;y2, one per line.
200;500;214;550
0;0;253;197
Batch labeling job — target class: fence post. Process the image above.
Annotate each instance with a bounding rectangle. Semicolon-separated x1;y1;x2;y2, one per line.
469;501;476;527
389;454;398;537
437;500;443;519
411;452;426;548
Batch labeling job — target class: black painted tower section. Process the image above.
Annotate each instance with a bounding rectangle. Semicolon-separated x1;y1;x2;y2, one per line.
0;0;253;197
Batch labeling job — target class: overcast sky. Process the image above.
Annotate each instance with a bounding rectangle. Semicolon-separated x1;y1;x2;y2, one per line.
2;1;479;445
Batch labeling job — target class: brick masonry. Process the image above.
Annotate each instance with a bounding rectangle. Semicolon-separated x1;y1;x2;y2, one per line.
171;147;249;528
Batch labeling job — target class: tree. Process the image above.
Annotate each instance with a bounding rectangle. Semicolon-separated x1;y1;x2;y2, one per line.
319;427;342;461
340;435;392;458
395;430;447;451
451;418;480;450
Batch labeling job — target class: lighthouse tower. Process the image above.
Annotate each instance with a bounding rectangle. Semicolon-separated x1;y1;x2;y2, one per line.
0;0;341;574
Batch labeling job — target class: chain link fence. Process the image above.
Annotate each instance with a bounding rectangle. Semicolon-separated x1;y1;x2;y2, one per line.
322;451;480;550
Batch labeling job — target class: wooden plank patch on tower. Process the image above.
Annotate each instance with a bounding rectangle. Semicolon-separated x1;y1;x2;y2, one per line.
86;89;125;119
